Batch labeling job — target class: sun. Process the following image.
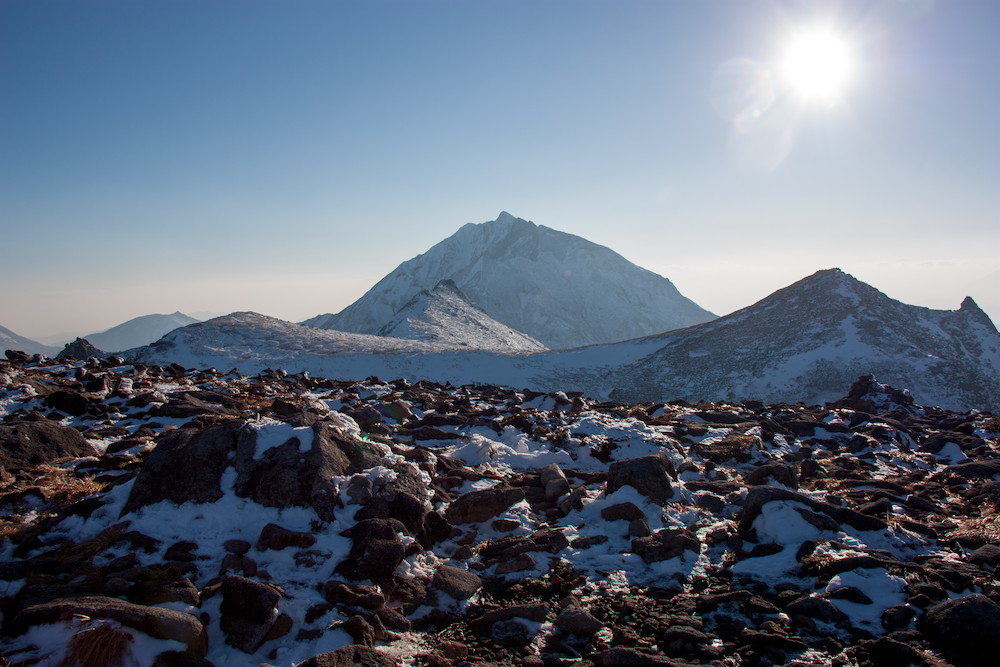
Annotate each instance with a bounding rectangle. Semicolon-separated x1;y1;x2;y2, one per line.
782;28;853;103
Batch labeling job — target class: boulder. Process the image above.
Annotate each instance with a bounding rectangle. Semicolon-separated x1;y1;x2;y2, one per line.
555;607;602;636
631;528;699;563
606;453;676;505
336;518;408;583
14;595;206;654
739;486;886;536
121;421;240;515
354;464;430;534
218;575;284;653
445;485;525;524
743;463;798;489
256;523;317;552
432;565;482;601
43;389;91;416
297;646;400;666
917;594;1000;667
0;420;97;471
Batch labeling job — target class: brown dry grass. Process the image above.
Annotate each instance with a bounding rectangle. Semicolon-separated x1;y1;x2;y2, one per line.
57;622;134;667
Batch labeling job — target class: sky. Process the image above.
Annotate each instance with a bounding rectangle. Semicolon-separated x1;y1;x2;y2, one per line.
1;0;997;341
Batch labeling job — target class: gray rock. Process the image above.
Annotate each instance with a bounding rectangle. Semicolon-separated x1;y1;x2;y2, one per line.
555;607;602;636
606;453;676;505
432;564;482;600
631;528;699;563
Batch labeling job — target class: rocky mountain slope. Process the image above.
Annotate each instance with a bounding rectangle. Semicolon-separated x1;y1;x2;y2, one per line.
376;280;545;352
605;269;1000;412
0;325;59;357
2;353;999;666
304;212;715;349
84;311;200;352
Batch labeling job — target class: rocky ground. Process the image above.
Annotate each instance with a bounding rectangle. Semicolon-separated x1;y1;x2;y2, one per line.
0;349;999;666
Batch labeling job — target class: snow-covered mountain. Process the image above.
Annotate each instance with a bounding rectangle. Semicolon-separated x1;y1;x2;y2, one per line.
0;325;59;357
124;270;1000;412
376;279;545;351
304;212;715;348
603;268;1000;411
84;311;199;352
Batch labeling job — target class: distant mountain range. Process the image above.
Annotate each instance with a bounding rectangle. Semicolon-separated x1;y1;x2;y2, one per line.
0;326;59;357
84;312;200;352
123;268;999;412
304;212;715;349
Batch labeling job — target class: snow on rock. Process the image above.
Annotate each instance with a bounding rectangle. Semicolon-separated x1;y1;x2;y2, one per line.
1;355;999;665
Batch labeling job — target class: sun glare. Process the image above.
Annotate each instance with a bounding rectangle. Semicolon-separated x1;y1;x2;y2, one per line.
782;29;852;103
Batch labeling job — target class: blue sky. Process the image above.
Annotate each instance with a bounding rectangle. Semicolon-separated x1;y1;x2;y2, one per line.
2;0;997;339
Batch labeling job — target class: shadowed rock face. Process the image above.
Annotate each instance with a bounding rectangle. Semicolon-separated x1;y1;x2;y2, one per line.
2;354;1000;665
0;420;97;471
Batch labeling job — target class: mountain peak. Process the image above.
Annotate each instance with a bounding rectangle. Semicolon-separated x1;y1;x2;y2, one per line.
959;296;998;332
305;213;715;348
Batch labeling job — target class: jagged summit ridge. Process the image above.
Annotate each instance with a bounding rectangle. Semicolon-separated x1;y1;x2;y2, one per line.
304;212;716;348
606;268;1000;410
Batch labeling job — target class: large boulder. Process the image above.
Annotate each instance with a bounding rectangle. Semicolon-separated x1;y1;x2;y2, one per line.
354;463;431;534
217;575;284;653
917;594;1000;667
232;421;354;522
432;565;482;601
14;595;206;654
445;485;525;524
121;421;241;515
0;421;97;471
606;453;676;505
739;486;886;536
336;518;408;583
297;646;399;666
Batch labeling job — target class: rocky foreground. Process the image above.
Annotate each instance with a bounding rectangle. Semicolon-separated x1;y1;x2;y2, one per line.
1;351;999;666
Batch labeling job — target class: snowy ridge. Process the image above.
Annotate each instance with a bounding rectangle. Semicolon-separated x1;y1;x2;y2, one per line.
85;311;200;352
125;270;1000;412
605;269;1000;411
304;212;715;349
376;279;545;352
0;325;59;357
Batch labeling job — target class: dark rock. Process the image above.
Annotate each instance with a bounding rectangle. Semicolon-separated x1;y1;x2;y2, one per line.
43;389;91;416
600;502;645;522
0;420;97;471
917;594;1000;667
218;574;283;653
784;595;849;624
631;528;699;563
739;485;886;535
354;464;430;534
432;565;481;601
323;581;385;610
336;518;407;583
122;421;241;515
743;463;798;488
256;523;317;551
14;595;206;654
232;421;354;522
555;607;602;636
223;539;252;556
57;338;104;361
606;453;676;504
445;485;524;524
297;645;400;666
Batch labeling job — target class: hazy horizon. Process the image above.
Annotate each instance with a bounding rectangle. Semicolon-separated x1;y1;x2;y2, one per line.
3;0;997;340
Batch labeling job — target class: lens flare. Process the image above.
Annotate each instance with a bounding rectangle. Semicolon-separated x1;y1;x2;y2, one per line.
782;29;852;103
